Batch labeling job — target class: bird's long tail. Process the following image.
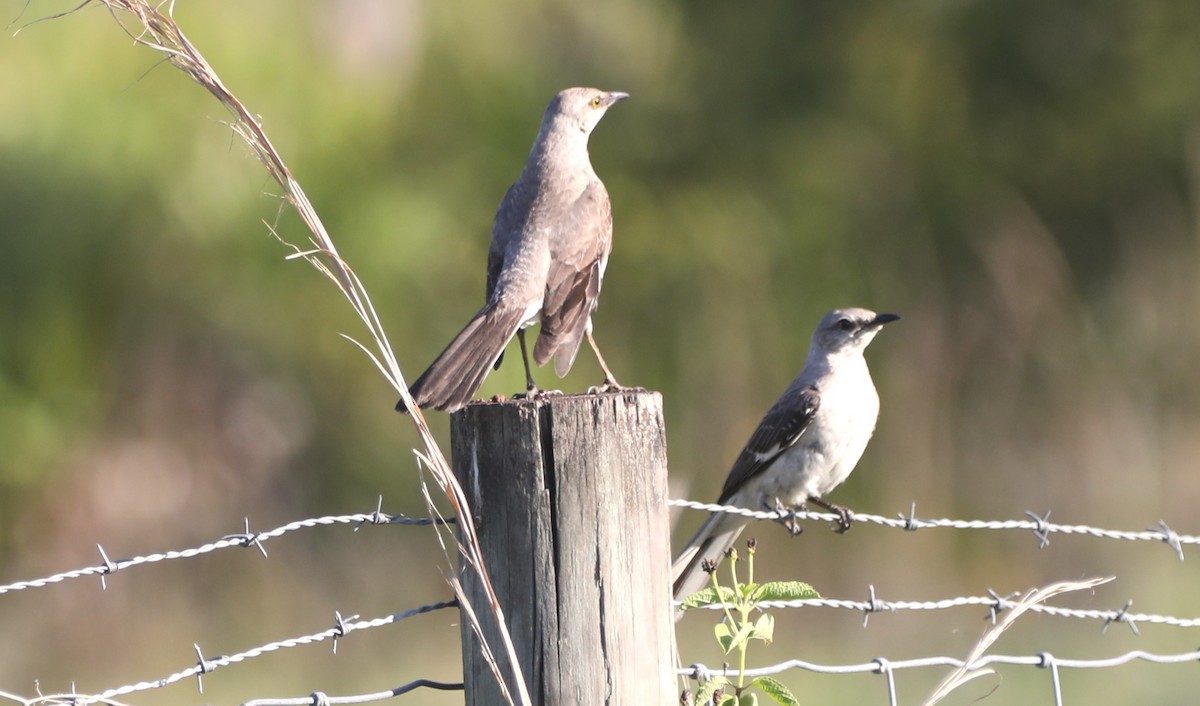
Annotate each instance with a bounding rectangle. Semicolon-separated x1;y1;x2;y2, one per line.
671;511;750;611
398;302;527;413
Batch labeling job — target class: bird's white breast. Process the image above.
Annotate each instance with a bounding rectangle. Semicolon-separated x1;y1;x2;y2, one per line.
737;359;880;510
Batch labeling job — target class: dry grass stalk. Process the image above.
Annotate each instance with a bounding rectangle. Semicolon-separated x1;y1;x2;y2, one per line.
35;1;532;703
920;576;1112;706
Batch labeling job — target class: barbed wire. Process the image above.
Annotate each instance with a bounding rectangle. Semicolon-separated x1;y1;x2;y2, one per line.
6;500;1192;600
681;647;1200;706
668;499;1196;560
0;498;447;595
680;586;1200;633
5;500;1200;705
80;600;457;702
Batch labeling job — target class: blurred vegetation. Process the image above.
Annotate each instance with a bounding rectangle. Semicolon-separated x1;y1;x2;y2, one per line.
2;0;1200;703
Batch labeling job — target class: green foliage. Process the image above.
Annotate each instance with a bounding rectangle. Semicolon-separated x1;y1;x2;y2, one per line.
681;540;811;706
752;677;800;706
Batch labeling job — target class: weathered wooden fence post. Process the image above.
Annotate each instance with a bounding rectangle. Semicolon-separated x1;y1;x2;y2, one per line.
451;389;674;704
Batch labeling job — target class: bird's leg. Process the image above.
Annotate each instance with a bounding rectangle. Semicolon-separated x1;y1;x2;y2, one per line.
586;330;627;393
808;496;855;534
769;497;805;537
516;329;539;395
511;330;565;401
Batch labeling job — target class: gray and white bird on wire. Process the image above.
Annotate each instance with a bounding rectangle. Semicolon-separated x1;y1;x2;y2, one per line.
672;308;899;602
398;87;630;413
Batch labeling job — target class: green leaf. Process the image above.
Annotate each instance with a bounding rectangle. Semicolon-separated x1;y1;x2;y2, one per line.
682;585;740;609
750;612;774;643
750;676;800;706
694;676;730;705
751;580;820;601
715;620;755;653
714;622;733;652
737;581;759;600
737;693;759;706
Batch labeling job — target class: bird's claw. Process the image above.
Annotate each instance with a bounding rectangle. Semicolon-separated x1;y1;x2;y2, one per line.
588;378;622;395
587;380;646;395
809;496;856;534
832;508;855;534
770;498;805;536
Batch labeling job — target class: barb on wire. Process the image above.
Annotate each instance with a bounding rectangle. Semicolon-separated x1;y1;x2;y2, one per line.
95;544;117;591
0;503;446;596
669;499;1199;559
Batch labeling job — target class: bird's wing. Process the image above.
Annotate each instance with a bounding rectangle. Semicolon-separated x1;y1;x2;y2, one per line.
718;384;821;501
533;180;613;375
487;182;525;302
485;181;527;371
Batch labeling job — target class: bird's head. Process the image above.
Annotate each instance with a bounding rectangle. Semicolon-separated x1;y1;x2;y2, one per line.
543;87;630;136
812;308;900;355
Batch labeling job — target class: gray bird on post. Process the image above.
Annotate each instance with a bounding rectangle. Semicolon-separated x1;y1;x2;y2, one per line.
672;308;899;602
399;87;630;413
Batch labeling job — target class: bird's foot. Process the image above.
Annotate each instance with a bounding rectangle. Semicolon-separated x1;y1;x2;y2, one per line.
809;497;855;534
770;498;805;537
514;387;563;401
832;508;855;534
587;378;646;395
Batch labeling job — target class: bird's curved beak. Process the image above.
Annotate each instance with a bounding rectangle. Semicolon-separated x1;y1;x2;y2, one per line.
607;91;631;106
869;313;901;327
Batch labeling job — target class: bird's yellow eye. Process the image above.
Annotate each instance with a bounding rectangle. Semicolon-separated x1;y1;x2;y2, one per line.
590;95;604;108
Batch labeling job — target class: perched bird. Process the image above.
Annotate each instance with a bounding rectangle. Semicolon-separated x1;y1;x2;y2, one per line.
398;87;630;413
671;308;899;602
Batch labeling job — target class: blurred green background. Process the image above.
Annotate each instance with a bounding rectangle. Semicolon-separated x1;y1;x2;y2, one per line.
3;0;1200;704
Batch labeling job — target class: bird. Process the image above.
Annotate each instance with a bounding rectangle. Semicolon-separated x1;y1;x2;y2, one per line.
397;87;630;413
671;307;899;602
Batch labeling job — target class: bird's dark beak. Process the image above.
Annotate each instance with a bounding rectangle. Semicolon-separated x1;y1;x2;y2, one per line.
607;91;631;106
869;313;901;327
